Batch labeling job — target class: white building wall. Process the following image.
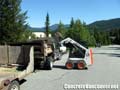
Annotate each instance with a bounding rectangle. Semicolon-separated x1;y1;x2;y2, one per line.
32;32;51;38
33;32;46;38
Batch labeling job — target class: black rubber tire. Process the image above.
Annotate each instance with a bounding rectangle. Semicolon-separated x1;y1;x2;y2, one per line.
8;80;20;90
45;57;53;70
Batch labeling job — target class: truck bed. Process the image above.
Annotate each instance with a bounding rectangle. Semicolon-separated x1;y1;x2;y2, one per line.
0;46;34;90
0;67;21;80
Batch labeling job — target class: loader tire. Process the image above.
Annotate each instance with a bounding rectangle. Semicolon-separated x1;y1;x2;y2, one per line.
65;61;74;69
77;61;85;70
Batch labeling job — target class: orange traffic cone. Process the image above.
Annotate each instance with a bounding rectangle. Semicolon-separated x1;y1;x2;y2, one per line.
90;48;93;65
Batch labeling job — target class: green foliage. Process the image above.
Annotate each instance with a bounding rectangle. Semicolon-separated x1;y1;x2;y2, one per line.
53;17;112;46
110;28;120;44
92;27;111;45
70;17;74;28
65;18;96;46
0;0;28;44
88;18;120;45
57;21;66;38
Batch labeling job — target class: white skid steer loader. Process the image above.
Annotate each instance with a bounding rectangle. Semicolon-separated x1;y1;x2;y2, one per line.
60;37;93;70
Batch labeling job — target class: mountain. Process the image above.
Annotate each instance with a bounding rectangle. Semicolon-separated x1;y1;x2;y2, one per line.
40;24;59;31
88;18;120;31
29;18;120;32
29;24;69;32
28;27;44;32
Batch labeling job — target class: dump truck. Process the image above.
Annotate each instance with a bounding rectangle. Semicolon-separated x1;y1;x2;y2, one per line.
10;38;62;70
0;45;34;90
60;37;93;69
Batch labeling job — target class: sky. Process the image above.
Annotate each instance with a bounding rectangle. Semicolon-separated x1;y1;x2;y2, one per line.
21;0;120;27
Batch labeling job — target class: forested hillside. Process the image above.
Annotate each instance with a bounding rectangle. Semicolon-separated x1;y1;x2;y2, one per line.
88;18;120;31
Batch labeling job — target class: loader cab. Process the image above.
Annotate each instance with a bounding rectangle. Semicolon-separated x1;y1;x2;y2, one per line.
63;42;86;58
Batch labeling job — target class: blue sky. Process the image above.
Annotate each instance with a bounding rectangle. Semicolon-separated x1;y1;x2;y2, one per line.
21;0;120;27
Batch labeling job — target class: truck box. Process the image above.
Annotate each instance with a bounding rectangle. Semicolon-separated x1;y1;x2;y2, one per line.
0;46;34;90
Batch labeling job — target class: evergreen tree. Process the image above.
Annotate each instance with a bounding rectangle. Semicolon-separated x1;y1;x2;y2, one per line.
45;13;50;37
93;26;111;45
65;17;75;39
89;35;96;46
70;17;74;28
0;0;28;44
66;19;95;46
57;21;66;38
112;28;120;44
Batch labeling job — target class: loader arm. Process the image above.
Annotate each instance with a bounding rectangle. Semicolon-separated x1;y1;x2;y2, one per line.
60;37;87;51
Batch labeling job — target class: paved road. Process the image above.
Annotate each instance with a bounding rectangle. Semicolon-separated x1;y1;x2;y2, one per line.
21;45;120;90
